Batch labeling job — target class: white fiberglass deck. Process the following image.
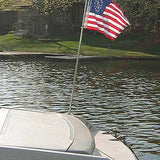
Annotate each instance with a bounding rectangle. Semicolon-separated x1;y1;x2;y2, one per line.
0;109;74;151
0;108;137;160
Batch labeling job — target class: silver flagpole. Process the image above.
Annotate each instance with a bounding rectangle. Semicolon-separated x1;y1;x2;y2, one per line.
68;0;90;114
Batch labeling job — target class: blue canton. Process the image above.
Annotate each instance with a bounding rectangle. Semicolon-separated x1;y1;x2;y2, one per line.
90;0;112;15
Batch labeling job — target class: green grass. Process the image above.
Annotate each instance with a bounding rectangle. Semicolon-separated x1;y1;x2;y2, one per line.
0;32;159;57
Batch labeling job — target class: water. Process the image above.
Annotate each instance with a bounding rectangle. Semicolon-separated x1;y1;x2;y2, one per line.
0;59;159;160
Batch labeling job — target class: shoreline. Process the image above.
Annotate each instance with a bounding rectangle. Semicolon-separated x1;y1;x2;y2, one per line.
0;51;160;62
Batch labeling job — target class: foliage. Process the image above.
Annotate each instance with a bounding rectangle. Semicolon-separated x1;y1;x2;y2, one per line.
114;0;160;36
32;0;79;15
0;0;159;37
0;0;30;10
0;0;80;36
31;0;80;36
30;0;159;37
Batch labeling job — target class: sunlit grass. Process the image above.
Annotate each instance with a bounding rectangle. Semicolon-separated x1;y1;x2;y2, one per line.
0;32;159;57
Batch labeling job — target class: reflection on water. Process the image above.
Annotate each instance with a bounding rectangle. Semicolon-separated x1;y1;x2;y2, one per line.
0;59;159;160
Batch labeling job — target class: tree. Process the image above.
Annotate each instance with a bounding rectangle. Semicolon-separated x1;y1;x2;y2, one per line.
31;0;80;36
0;0;80;36
1;0;159;37
0;0;30;10
114;0;160;36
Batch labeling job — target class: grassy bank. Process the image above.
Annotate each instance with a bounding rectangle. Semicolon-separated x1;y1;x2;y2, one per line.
0;32;159;57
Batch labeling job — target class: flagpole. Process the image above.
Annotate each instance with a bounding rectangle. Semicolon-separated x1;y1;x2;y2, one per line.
68;0;89;114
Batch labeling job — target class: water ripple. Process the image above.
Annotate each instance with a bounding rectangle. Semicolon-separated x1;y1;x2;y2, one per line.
0;60;159;160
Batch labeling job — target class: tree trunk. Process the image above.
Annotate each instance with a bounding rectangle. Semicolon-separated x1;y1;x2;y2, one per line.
47;13;53;37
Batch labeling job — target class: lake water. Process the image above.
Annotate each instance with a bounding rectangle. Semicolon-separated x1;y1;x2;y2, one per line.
0;58;159;160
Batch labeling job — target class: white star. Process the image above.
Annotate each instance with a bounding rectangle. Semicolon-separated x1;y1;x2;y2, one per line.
94;0;103;13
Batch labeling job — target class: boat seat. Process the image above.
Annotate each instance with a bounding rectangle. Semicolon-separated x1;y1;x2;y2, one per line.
64;115;95;154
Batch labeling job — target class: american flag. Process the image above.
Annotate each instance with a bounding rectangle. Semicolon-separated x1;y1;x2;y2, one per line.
84;0;130;40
